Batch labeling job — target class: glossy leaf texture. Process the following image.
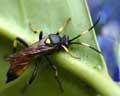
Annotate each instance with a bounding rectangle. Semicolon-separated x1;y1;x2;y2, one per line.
0;0;120;96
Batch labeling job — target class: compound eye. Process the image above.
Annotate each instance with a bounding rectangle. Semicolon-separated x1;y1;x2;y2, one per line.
45;38;51;45
62;35;69;46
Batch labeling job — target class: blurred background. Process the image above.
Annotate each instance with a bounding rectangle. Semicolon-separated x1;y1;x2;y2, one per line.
87;0;120;82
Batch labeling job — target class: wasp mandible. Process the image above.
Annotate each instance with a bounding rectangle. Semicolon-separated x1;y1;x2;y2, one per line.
6;17;101;92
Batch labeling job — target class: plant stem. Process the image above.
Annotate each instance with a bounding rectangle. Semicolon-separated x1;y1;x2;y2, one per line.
52;53;120;96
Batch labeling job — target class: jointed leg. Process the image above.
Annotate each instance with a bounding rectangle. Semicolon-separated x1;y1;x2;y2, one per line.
29;23;43;41
57;18;71;34
28;63;38;84
21;63;38;93
45;56;64;93
61;45;79;59
13;37;29;53
39;31;43;40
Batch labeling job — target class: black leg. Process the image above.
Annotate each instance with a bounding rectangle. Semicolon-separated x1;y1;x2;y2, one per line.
13;37;29;53
21;63;38;93
57;18;71;35
28;63;38;84
39;31;43;41
45;56;64;93
29;23;43;41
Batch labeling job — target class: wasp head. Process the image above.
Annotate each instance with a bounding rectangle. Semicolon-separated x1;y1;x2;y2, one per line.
61;35;69;47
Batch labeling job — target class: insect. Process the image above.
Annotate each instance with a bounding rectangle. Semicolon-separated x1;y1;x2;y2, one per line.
6;17;101;92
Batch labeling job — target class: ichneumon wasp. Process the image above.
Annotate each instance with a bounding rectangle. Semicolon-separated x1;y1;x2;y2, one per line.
6;17;101;92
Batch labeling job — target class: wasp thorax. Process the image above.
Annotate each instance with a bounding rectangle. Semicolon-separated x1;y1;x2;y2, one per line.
45;34;61;46
45;38;51;45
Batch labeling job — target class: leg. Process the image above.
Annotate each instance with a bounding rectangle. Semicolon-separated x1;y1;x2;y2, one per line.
13;37;29;53
21;63;38;93
57;18;71;35
29;23;43;41
39;31;43;40
28;63;38;84
70;42;102;54
61;45;79;59
45;56;64;93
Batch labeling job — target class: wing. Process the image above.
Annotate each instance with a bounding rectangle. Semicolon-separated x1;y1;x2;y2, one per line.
6;53;30;83
23;37;58;55
6;37;58;83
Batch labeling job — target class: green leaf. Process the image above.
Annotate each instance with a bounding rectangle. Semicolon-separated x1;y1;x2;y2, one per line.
116;43;120;71
0;0;120;96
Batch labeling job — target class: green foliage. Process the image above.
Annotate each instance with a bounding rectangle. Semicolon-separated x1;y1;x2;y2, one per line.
0;0;120;96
